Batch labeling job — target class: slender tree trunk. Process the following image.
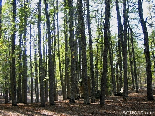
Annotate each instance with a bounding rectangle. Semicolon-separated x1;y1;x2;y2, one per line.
95;44;99;92
116;0;123;92
75;39;79;99
11;0;17;106
53;10;57;101
44;33;48;102
77;0;89;104
34;49;39;103
38;0;45;107
42;24;47;102
73;11;79;99
45;1;57;102
5;79;8;104
86;0;95;103
22;43;27;104
34;32;39;103
123;0;128;100
44;0;55;105
5;49;9;103
30;24;33;103
138;0;154;100
64;0;69;99
77;18;82;97
78;29;82;91
109;41;116;94
95;17;100;92
100;0;111;106
56;0;65;100
17;34;22;103
130;28;138;92
50;1;57;101
127;28;135;90
22;0;29;104
68;0;76;103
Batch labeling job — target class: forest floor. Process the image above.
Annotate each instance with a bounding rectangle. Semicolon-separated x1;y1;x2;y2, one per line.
0;90;155;116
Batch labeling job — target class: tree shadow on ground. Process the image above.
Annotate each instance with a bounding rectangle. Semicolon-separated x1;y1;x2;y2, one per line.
0;90;155;115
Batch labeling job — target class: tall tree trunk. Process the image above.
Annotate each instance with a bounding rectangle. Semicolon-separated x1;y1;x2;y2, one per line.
77;17;82;97
5;77;8;104
116;62;119;93
34;31;39;103
44;33;48;103
22;41;27;104
34;49;39;103
56;0;65;100
53;8;57;101
95;17;100;92
116;0;123;92
11;0;17;106
138;0;154;100
73;11;79;99
24;0;28;103
86;0;95;103
22;0;29;104
5;45;9;104
130;28;138;92
123;0;128;100
68;0;76;103
38;0;45;106
44;0;55;105
30;24;33;103
64;0;69;99
95;44;99;92
152;34;155;90
77;0;89;104
109;41;116;94
17;34;22;103
127;28;135;90
100;0;111;106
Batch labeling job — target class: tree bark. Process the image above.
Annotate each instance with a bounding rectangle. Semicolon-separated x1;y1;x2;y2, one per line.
100;0;111;106
44;34;48;103
11;0;17;106
56;0;65;100
44;0;55;105
64;0;70;99
123;0;128;100
130;28;138;92
38;0;45;106
68;0;76;103
34;49;39;103
86;0;95;103
53;8;57;101
22;0;29;104
77;0;89;104
138;0;154;100
127;28;135;90
30;24;33;103
109;41;116;94
17;34;22;103
116;0;123;92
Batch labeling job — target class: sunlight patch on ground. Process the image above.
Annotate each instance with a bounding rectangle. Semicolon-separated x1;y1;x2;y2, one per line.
0;110;24;116
40;109;58;115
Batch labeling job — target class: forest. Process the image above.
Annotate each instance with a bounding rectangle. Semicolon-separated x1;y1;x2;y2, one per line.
0;0;155;115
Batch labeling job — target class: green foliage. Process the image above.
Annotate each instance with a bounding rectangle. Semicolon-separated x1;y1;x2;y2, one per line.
0;0;154;101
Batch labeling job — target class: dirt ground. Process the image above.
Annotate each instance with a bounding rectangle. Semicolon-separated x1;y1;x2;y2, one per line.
0;90;155;116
